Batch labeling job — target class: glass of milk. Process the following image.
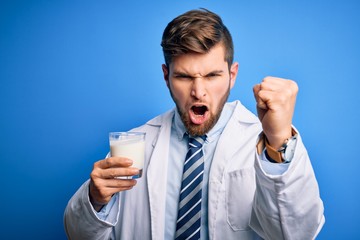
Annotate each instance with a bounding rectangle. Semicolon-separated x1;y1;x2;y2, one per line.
109;132;146;179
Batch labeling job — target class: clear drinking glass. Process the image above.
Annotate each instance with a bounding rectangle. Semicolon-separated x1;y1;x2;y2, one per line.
109;132;145;179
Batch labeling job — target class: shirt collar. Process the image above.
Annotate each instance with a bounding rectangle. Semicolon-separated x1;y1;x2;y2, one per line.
173;102;235;143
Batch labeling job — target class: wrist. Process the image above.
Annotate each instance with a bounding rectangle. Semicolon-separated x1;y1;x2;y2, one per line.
89;184;106;212
89;194;106;212
264;127;293;149
264;128;297;163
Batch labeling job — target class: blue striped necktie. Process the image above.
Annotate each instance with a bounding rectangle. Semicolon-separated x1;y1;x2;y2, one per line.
175;135;206;240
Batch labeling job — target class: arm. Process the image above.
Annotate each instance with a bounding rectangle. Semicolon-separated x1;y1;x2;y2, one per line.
64;180;117;240
64;157;139;239
251;132;325;239
251;77;325;239
253;76;296;150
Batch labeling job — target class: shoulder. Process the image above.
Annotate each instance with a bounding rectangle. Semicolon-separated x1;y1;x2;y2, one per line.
146;108;175;127
129;108;175;139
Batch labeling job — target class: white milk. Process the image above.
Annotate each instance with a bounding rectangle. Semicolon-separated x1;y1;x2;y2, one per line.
110;138;145;169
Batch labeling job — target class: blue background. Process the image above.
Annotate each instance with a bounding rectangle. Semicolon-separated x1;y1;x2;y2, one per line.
1;0;359;239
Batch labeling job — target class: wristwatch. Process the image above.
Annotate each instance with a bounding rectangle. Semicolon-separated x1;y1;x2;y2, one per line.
277;134;298;163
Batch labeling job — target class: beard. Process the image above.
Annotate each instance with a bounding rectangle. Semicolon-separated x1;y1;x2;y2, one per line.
169;87;230;136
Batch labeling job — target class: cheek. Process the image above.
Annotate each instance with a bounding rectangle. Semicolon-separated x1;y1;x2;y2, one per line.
211;83;229;103
170;82;188;104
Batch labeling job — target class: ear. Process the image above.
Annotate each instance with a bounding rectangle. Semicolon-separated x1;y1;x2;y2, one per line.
162;64;169;87
229;62;239;89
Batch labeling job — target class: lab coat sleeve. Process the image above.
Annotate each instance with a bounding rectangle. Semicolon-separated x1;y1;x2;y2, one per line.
64;180;120;240
250;134;325;240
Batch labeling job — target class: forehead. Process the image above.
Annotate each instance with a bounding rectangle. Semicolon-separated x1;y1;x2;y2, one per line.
169;44;228;75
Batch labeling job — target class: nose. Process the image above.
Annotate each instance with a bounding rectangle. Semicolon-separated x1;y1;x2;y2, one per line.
191;78;206;100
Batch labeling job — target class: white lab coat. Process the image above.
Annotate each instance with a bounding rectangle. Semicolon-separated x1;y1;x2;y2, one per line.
64;101;325;240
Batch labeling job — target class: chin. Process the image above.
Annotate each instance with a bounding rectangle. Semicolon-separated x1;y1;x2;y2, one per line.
183;114;217;136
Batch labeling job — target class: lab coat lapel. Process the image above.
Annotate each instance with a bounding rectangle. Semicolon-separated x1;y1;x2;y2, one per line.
146;110;174;239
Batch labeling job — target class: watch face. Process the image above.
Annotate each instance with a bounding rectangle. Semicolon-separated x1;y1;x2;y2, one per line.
283;136;297;162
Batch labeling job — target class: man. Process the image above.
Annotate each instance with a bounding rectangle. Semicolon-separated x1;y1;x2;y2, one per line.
64;9;324;240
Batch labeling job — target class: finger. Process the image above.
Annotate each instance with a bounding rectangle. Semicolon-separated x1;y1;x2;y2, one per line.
99;167;140;179
259;81;276;92
253;84;261;101
263;76;287;84
91;182;136;202
105;178;138;189
258;89;290;112
90;178;137;202
257;89;275;105
256;98;268;110
254;84;268;110
260;78;284;92
96;157;133;169
262;77;298;94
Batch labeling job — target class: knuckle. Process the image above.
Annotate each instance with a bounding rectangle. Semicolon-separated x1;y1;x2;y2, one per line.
121;180;136;188
279;94;288;103
125;167;135;175
287;79;298;90
90;170;100;180
104;157;112;166
94;158;109;169
292;81;299;93
263;76;271;82
93;160;101;169
260;82;267;89
284;88;292;97
253;85;257;93
258;89;265;98
107;169;118;178
117;180;128;188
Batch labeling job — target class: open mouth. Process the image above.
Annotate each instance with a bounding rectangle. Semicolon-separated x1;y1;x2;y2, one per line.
192;105;208;115
189;105;209;125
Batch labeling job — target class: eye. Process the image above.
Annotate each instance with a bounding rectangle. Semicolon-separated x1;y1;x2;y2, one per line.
174;74;193;80
206;72;221;79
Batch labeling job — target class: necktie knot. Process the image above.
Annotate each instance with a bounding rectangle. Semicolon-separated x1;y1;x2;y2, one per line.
188;135;206;149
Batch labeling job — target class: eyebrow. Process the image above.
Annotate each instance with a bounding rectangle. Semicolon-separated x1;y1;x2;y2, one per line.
172;70;224;77
204;70;224;76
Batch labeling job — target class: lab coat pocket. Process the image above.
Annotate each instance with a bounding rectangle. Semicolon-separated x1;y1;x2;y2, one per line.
225;167;256;231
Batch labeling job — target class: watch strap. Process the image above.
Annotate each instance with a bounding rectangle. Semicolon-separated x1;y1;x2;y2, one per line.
265;137;283;163
256;128;298;164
